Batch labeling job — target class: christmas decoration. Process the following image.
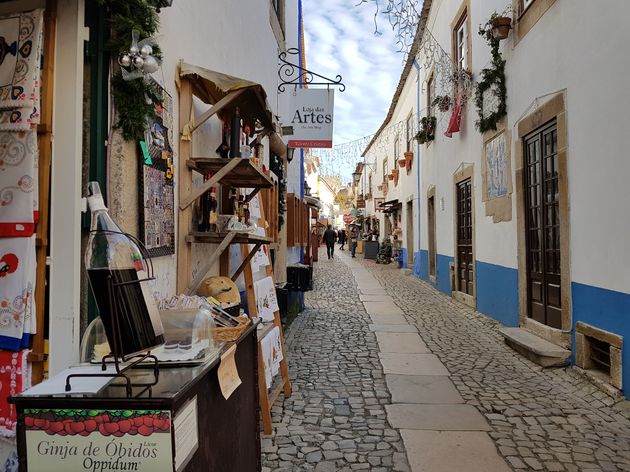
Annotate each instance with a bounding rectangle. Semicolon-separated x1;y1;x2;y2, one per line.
475;12;508;133
98;0;165;141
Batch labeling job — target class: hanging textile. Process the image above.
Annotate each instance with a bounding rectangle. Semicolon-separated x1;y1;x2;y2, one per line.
0;130;38;237
444;97;463;138
0;236;36;351
0;9;44;111
0;349;31;437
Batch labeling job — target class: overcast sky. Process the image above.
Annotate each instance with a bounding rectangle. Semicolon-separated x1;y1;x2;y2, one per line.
303;0;406;175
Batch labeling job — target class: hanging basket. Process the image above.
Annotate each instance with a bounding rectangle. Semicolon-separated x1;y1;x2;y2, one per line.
491;16;512;40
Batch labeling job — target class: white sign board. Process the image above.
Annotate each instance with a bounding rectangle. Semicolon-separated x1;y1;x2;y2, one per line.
284;89;334;148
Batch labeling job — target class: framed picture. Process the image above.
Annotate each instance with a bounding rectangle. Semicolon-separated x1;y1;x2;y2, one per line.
139;84;175;257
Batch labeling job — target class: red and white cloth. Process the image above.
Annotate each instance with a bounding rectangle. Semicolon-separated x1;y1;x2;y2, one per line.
0;349;31;437
444;97;463;138
0;236;36;351
0;130;38;236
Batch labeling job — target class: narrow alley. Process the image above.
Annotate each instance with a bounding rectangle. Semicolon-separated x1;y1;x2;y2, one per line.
262;250;630;472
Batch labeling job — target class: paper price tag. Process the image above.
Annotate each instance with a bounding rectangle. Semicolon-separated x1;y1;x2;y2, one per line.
218;344;242;400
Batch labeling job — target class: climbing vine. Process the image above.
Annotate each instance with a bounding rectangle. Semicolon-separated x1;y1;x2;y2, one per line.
475;14;508;133
98;0;165;141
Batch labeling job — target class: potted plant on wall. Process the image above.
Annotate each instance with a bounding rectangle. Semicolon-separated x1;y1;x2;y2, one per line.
398;157;407;167
432;95;451;113
388;172;395;181
415;116;436;144
392;168;400;185
490;12;512;40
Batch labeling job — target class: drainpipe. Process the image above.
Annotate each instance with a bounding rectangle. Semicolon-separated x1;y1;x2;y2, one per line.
298;0;305;262
413;59;421;275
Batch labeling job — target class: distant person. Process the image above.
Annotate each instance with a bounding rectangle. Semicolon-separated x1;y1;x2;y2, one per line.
323;225;337;260
350;226;359;258
338;229;347;250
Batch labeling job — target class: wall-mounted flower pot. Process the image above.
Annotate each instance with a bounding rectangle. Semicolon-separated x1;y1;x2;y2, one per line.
388;173;394;181
398;159;407;167
377;184;383;191
491;16;512;40
404;151;414;162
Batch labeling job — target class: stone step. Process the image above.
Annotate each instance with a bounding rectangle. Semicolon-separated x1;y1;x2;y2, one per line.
499;327;571;367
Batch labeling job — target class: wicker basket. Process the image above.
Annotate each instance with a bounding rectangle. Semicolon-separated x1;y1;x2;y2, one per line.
211;316;251;342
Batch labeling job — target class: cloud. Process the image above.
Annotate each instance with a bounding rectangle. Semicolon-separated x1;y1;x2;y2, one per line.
304;0;406;174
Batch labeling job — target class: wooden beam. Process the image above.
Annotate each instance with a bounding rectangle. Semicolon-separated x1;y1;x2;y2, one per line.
179;158;239;210
231;243;262;281
32;0;57;385
184;88;247;136
244;187;260;203
184;231;236;295
177;78;194;294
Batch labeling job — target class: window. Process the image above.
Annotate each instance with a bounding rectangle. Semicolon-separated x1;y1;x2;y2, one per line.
521;0;535;14
454;17;468;71
368;173;373;195
406;113;414;152
394;137;400;168
383;158;389;180
427;74;435;118
269;0;285;46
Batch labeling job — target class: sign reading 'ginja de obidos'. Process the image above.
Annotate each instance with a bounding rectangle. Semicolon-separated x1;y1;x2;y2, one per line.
285;89;334;149
24;409;173;472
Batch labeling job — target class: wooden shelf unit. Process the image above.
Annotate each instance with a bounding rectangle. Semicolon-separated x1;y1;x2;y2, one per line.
177;66;291;435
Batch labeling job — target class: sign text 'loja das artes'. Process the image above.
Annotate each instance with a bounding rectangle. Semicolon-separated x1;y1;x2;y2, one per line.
282;88;334;149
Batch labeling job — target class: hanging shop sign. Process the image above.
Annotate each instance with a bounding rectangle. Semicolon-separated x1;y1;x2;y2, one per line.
24;408;173;472
284;89;334;149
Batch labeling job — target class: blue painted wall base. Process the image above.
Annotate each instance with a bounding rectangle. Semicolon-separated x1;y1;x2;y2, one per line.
572;282;630;396
475;261;519;327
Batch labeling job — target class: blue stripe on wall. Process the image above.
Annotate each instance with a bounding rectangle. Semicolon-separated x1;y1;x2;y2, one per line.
476;261;519;327
572;282;630;395
436;254;453;294
416;250;428;279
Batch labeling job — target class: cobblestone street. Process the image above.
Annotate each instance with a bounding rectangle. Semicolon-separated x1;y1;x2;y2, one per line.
262;250;630;472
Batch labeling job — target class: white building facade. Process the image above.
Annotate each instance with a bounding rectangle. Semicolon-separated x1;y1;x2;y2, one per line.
362;0;630;396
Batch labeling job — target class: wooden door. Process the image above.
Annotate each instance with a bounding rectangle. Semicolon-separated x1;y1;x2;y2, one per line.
456;179;473;295
428;196;436;277
524;121;561;328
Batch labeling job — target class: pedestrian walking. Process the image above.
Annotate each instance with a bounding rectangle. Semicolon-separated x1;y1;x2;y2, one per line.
338;229;347;250
349;226;359;258
323;225;337;259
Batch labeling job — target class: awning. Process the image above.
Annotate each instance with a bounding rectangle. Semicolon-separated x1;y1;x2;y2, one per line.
377;199;400;210
305;195;322;209
178;61;274;138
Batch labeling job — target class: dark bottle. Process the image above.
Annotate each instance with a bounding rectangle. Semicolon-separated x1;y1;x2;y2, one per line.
85;182;165;358
229;107;241;158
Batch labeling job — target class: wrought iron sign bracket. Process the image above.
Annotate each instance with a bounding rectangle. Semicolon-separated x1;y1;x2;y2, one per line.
278;48;345;92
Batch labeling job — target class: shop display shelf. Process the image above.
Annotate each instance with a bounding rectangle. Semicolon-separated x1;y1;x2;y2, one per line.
186;231;272;245
186;157;274;188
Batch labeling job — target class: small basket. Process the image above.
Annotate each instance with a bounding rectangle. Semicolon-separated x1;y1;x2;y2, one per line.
211;316;251;342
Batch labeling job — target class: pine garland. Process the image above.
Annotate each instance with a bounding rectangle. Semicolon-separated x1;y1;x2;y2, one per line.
98;0;164;141
475;16;507;133
270;154;286;228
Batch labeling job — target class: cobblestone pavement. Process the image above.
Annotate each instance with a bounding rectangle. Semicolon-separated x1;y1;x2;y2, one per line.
261;254;410;472
357;258;630;472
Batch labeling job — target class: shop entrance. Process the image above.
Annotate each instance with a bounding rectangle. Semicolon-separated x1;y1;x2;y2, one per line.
428;195;436;278
456;178;473;295
524;120;562;329
406;201;414;268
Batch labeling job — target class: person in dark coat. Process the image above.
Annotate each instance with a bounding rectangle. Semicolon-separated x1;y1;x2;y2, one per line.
338;229;347;250
323;225;337;259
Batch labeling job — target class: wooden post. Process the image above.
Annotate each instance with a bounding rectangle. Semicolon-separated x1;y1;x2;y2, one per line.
177;78;193;294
